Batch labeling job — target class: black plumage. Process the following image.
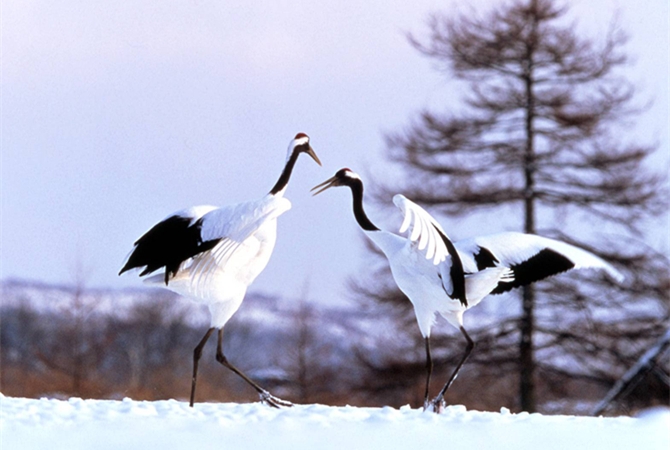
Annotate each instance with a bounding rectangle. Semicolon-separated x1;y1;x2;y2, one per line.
473;246;500;271
119;215;220;284
434;225;467;307
491;248;575;294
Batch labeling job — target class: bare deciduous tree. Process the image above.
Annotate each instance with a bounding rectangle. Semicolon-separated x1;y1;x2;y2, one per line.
356;0;667;412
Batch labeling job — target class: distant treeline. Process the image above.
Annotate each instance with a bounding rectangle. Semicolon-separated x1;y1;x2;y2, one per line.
1;280;667;415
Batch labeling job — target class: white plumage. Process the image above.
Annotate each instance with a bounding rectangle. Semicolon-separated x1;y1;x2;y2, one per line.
142;195;292;327
392;194;517;332
120;133;321;407
312;168;623;411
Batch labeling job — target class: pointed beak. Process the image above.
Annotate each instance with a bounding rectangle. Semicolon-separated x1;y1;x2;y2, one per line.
306;146;322;166
311;175;338;196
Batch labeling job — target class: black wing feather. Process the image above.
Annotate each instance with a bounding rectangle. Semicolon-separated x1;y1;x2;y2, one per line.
434;225;467;307
490;248;575;294
119;215;220;284
473;246;499;270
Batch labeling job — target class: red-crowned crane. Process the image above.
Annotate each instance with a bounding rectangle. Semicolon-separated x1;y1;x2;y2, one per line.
312;168;623;412
120;133;321;408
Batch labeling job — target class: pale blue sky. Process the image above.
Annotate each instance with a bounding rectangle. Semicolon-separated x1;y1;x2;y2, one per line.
2;0;668;305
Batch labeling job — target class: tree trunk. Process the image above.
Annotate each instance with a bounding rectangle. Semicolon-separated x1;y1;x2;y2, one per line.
519;287;535;411
520;153;537;411
520;4;538;411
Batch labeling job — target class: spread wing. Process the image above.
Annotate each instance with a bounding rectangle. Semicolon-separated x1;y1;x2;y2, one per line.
393;194;467;306
455;232;624;294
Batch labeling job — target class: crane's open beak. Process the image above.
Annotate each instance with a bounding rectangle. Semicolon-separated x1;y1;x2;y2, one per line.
306;146;322;166
311;175;338;196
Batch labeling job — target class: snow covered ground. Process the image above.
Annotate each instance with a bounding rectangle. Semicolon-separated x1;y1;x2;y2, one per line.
2;395;668;450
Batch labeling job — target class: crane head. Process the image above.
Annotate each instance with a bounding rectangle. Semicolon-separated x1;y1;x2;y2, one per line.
311;168;360;195
290;132;321;166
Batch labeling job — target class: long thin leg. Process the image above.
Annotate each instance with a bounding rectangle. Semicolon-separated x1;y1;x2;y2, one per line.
215;328;292;408
190;327;215;407
423;337;433;407
429;326;475;410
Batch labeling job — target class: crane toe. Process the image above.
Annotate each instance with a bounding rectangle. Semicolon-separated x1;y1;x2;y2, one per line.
259;390;293;408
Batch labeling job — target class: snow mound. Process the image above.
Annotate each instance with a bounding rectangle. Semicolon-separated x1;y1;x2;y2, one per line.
1;395;668;450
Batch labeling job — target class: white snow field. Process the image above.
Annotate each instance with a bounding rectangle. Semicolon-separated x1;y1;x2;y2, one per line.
1;395;668;450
